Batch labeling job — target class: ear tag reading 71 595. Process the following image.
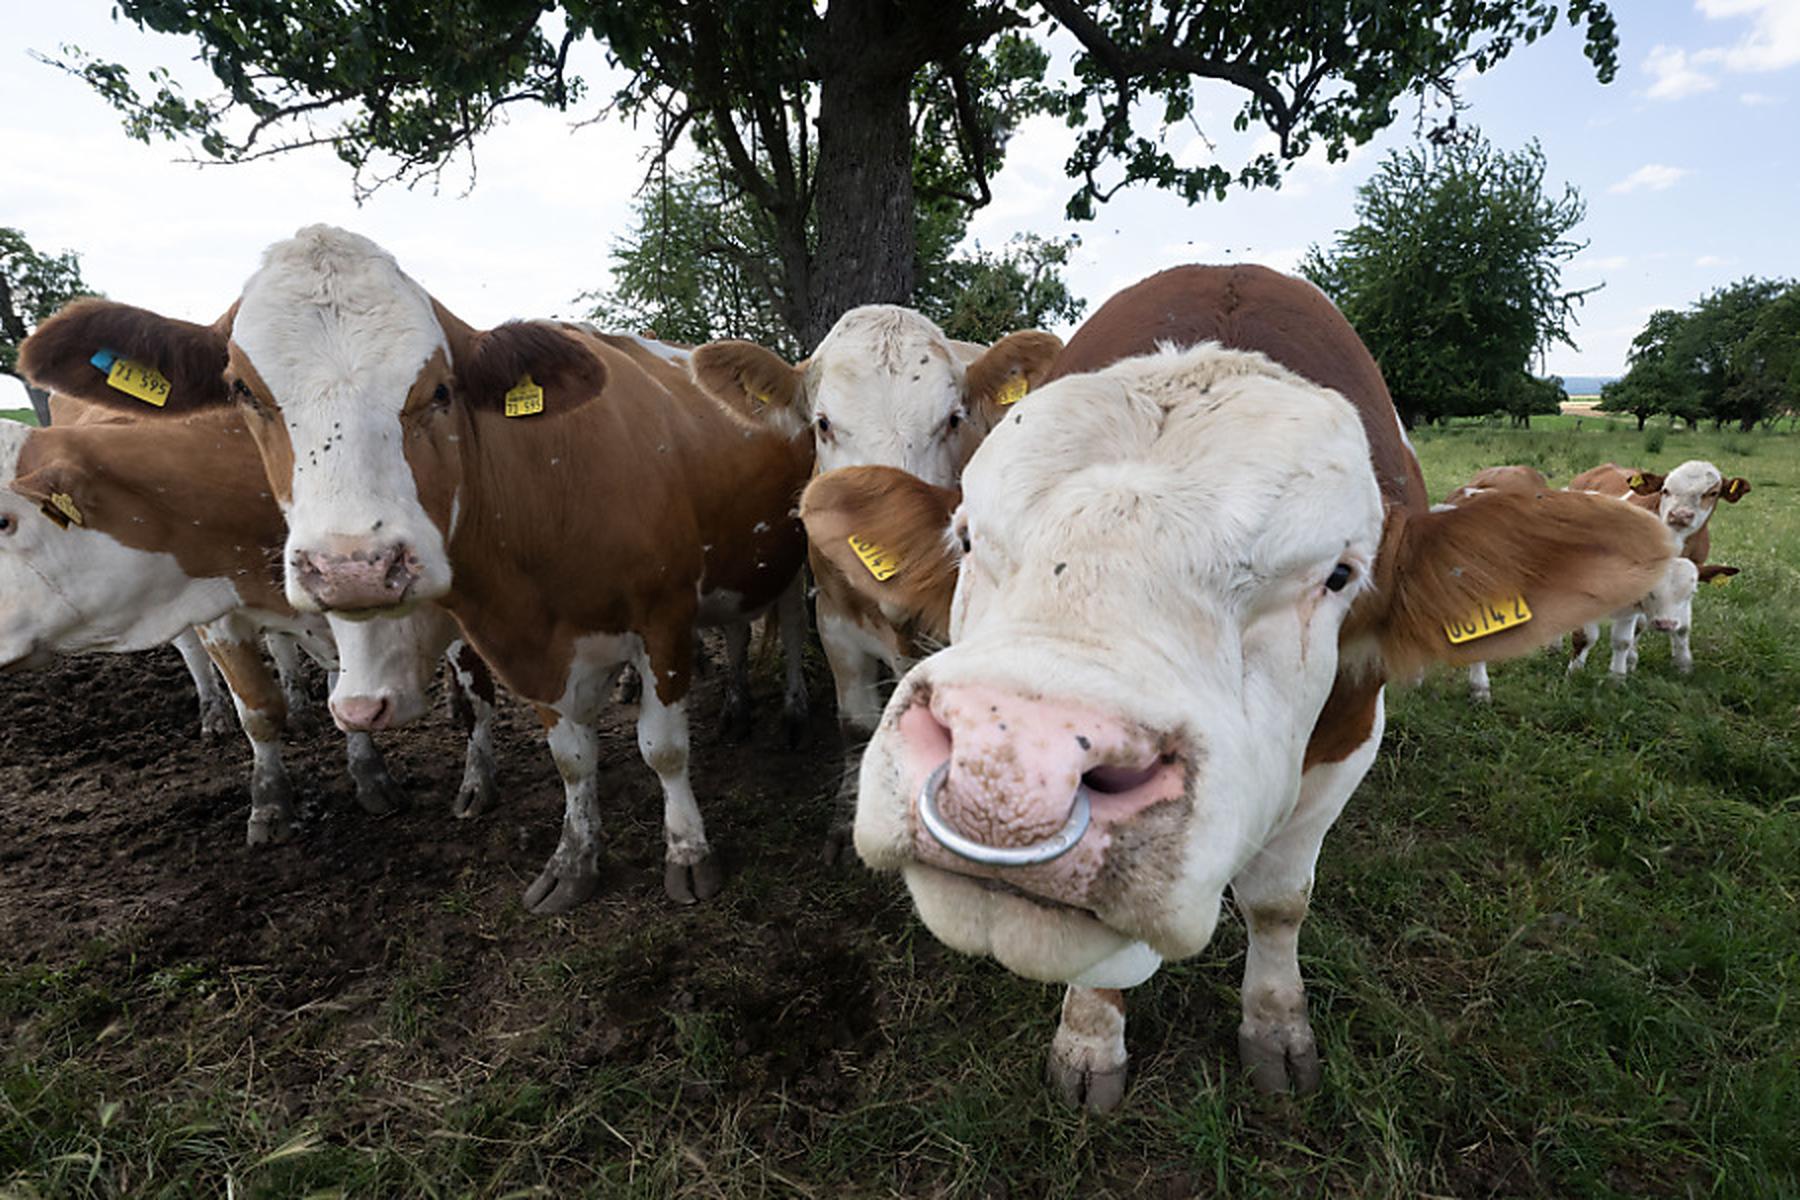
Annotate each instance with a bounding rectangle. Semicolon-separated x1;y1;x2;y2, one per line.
995;376;1029;406
90;349;171;407
1444;595;1533;645
504;374;545;418
847;534;901;581
49;492;83;526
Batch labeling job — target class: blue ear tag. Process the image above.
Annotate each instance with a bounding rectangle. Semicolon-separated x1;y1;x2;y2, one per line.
90;349;119;372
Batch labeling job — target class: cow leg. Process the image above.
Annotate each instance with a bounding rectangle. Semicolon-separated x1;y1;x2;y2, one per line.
1608;613;1642;678
445;640;499;818
1565;622;1599;675
1466;661;1491;704
717;620;754;742
1046;986;1130;1113
199;619;295;845
819;610;886;734
630;634;722;904
524;707;606;915
264;631;318;734
777;577;811;748
1670;619;1694;675
171;626;235;738
342;730;404;815
1230;691;1384;1095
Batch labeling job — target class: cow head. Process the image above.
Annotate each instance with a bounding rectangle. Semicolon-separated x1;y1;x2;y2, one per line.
18;226;606;614
802;343;1674;988
1639;556;1701;633
691;307;1060;488
1628;459;1750;539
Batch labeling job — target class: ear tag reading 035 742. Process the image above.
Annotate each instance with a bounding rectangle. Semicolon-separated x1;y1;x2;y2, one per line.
504;374;545;418
90;350;171;407
49;492;83;526
847;534;901;581
995;376;1029;406
1444;595;1533;645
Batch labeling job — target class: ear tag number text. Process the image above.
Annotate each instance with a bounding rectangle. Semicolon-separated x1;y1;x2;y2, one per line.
1444;594;1533;645
848;534;901;581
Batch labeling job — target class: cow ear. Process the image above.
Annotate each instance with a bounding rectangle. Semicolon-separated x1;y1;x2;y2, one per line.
963;330;1063;435
1626;470;1665;496
1720;477;1750;503
447;314;606;419
800;466;961;644
1356;489;1674;677
18;297;231;415
9;460;93;530
691;340;807;432
1697;563;1741;583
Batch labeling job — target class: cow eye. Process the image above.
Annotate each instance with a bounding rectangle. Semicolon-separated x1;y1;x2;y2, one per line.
231;379;253;400
816;414;832;434
0;514;14;535
1325;563;1355;592
947;410;963;431
432;382;451;407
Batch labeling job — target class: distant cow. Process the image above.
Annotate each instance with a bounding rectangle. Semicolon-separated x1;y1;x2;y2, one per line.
800;265;1673;1112
21;226;814;913
0;405;496;842
1566;556;1738;679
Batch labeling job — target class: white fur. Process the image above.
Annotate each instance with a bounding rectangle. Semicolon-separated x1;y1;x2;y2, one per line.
857;341;1385;981
1655;459;1725;539
231;225;454;609
806;306;970;488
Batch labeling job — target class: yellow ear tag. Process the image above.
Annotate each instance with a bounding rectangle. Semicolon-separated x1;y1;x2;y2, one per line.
104;358;172;407
1444;594;1533;645
1627;472;1645;490
748;389;771;407
1711;573;1732;587
995;376;1029;406
1725;479;1744;500
49;492;83;526
847;533;901;581
504;375;545;418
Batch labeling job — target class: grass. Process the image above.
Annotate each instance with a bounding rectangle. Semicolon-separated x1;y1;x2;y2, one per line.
0;408;39;427
3;424;1797;1197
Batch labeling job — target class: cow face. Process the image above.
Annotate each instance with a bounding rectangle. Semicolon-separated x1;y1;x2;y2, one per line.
325;605;461;731
692;307;1060;488
18;226;605;614
1634;459;1750;540
0;424;231;668
802;343;1674;989
1639;556;1700;634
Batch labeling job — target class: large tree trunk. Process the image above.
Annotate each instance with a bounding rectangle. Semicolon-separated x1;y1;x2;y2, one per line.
805;0;918;351
26;384;50;426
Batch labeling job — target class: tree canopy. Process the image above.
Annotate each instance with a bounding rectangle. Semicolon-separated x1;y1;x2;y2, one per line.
49;1;1619;349
1601;279;1800;432
1;228;95;425
1301;133;1592;427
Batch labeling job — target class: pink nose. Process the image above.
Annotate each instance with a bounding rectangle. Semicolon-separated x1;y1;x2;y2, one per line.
293;543;421;610
1667;507;1696;528
331;694;392;732
898;684;1176;855
1650;617;1681;632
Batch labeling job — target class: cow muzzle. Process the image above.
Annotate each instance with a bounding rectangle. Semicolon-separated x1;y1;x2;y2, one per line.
1666;507;1697;530
292;542;423;612
331;693;393;732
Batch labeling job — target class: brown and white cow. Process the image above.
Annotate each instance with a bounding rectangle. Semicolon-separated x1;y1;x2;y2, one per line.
692;309;1061;735
799;265;1674;1111
21;225;814;913
1565;556;1739;678
0;404;496;842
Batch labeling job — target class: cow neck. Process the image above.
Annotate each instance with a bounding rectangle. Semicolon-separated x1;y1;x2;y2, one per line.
18;412;289;611
437;340;811;705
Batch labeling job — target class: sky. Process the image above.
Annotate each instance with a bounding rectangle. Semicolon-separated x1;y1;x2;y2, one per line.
3;0;1798;410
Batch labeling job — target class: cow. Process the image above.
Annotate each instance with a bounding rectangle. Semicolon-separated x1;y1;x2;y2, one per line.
691;309;1060;857
797;264;1675;1112
1566;556;1739;679
0;403;497;842
20;225;815;913
1435;465;1554;703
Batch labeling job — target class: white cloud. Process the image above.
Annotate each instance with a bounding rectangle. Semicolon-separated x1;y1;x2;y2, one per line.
1571;254;1630;272
1694;254;1733;267
1609;164;1690;193
1696;0;1800;73
1740;91;1782;105
1644;45;1717;100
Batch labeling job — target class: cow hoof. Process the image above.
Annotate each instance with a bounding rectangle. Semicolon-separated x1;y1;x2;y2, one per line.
1238;1028;1322;1096
351;772;405;816
1469;688;1491;705
452;776;498;820
523;868;601;915
718;695;754;743
782;704;809;751
245;807;294;846
1046;1053;1128;1114
664;852;725;904
200;707;236;740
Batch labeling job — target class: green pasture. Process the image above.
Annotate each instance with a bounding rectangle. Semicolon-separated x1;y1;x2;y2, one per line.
2;422;1796;1198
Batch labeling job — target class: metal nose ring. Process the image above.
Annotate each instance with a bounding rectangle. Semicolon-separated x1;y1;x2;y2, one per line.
916;760;1092;866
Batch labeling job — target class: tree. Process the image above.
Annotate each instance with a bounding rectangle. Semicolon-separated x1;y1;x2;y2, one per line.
0;229;95;425
46;2;1618;352
1681;277;1791;431
1599;308;1686;430
1301;134;1593;427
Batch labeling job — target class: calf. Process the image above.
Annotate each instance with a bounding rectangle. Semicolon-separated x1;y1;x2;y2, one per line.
22;226;814;913
0;405;496;842
800;265;1673;1111
1567;557;1738;678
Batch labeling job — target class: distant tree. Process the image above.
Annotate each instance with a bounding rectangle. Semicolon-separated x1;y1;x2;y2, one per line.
0;229;95;425
1301;133;1594;427
1679;277;1790;431
914;232;1085;343
1736;284;1800;428
1504;372;1566;428
46;2;1619;351
1600;308;1687;430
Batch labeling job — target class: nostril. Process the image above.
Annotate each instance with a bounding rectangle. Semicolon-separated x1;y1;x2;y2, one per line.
1081;762;1161;794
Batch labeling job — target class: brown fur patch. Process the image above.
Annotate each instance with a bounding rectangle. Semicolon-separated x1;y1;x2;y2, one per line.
799;467;962;645
19;297;232;414
689;340;806;419
962;330;1064;439
433;301;607;419
1441;464;1549;505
